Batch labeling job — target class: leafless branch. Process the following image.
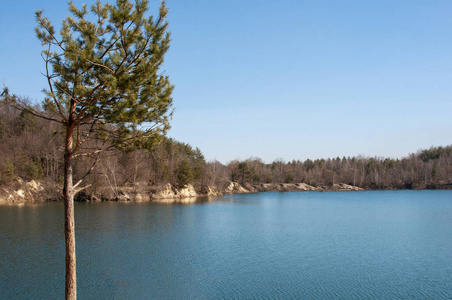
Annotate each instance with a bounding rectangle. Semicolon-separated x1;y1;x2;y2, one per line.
4;96;65;124
74;184;92;195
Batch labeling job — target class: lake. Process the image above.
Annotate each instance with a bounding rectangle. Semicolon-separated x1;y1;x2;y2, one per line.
1;190;451;299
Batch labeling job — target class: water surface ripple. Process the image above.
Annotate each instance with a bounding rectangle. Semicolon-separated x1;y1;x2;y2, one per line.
0;190;451;299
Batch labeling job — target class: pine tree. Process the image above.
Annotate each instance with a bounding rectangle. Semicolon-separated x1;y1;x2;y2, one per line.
176;159;194;188
3;1;173;298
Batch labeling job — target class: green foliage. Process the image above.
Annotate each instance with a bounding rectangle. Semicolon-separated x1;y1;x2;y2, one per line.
35;0;173;151
237;162;250;185
161;165;171;182
1;159;15;183
383;158;397;169
304;159;314;171
0;120;7;138
170;140;205;181
19;111;37;132
176;160;194;188
419;146;451;162
27;157;44;180
366;158;378;173
285;173;294;183
7;161;15;181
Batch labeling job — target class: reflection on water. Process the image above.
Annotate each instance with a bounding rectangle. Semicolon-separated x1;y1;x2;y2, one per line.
0;191;451;299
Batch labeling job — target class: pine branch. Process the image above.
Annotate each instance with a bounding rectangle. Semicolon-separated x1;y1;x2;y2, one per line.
44;45;69;123
84;58;115;74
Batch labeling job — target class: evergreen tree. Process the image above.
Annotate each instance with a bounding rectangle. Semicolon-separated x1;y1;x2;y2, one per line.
3;1;173;298
2;160;15;183
27;157;44;180
237;162;250;185
176;159;194;188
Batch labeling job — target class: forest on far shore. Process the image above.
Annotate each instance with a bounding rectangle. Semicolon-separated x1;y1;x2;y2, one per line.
0;98;451;196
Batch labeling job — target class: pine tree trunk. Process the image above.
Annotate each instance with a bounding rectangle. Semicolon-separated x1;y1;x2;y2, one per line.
64;120;76;299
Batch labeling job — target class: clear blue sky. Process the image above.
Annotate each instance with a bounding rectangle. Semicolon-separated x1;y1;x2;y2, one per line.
1;0;451;163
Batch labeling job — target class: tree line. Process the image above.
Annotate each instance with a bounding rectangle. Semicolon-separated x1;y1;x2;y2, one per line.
1;99;451;192
3;0;450;298
224;148;451;190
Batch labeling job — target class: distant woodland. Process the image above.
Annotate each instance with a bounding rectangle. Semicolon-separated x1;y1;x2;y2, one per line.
1;99;451;194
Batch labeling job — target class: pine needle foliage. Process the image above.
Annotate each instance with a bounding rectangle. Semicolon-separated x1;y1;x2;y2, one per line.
34;0;173;152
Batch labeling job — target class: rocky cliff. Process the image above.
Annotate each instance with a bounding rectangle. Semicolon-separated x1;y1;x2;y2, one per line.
0;179;58;204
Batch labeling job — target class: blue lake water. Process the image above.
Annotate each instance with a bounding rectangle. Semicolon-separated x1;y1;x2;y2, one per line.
1;190;451;299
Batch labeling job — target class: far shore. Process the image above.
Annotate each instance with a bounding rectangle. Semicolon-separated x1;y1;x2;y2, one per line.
1;178;451;205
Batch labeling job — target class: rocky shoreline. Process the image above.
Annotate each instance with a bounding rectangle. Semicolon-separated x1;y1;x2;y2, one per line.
1;178;450;205
0;179;362;205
